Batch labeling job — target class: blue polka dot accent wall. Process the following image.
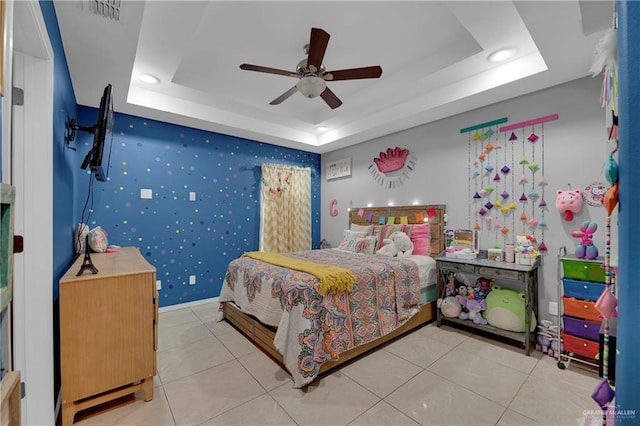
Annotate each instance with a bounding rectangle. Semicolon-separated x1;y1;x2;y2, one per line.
74;107;321;307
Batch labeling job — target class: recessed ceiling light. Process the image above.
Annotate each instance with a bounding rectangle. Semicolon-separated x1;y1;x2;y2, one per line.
488;48;516;63
316;126;328;132
138;73;160;84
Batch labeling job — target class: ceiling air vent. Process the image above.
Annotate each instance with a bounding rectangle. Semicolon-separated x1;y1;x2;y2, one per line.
83;0;121;21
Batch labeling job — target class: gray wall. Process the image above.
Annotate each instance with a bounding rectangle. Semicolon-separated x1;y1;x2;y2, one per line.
321;76;609;322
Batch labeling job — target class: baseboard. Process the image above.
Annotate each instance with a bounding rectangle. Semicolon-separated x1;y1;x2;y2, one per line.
158;296;219;313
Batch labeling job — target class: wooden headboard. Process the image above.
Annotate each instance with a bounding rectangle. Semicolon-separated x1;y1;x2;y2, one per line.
349;204;446;255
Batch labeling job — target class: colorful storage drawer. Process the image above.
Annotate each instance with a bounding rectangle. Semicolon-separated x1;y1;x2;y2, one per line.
562;316;600;341
562;332;599;359
562;278;605;301
562;297;601;322
562;259;605;283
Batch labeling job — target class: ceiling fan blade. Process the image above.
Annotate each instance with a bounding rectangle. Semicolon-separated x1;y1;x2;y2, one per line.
269;86;299;105
320;87;343;109
324;66;383;81
307;28;330;72
240;64;298;78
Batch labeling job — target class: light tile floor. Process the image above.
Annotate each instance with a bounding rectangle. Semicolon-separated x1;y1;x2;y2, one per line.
72;301;606;426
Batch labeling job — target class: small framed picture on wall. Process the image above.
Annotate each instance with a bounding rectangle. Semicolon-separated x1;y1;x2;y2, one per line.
326;157;351;181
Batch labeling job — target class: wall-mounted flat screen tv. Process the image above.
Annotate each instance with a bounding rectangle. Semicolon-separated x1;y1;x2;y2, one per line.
80;84;114;182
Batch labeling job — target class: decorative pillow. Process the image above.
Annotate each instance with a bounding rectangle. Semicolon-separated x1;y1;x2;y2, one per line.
350;223;374;235
88;226;109;253
343;229;368;239
353;236;378;255
337;229;368;252
409;223;431;256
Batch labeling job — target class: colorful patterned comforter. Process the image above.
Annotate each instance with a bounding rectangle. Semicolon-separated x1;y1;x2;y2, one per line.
220;249;421;388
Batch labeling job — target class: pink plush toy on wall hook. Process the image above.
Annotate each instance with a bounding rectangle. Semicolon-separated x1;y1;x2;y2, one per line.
571;220;598;259
556;187;583;221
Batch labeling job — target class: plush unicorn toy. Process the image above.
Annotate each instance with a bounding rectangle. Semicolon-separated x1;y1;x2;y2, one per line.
571;221;598;259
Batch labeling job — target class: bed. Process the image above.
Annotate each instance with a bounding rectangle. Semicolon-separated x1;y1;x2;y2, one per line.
219;204;446;388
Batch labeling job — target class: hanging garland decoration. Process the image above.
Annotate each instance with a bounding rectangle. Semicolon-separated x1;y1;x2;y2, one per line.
498;129;511;241
468;130;473;230
459;117;508;233
538;123;548;252
499;114;558;251
490;126;503;247
519;126;528;235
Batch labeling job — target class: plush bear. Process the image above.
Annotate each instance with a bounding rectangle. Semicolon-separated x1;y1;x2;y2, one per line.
389;231;414;257
375;231;414;257
375;238;398;257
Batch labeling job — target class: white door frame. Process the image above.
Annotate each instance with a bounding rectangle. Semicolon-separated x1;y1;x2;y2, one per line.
7;2;55;425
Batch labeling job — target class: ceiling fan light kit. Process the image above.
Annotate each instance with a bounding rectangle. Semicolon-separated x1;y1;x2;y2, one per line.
296;76;327;98
240;27;382;109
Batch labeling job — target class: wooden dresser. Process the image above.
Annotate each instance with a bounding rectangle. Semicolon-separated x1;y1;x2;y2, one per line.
59;247;158;425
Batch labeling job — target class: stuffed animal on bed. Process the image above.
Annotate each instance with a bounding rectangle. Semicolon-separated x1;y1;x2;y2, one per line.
375;231;414;257
375;238;398;257
389;231;414;257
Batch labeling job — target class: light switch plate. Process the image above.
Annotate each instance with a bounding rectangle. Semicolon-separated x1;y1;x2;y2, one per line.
156;280;162;290
189;275;196;285
140;188;153;199
189;191;196;201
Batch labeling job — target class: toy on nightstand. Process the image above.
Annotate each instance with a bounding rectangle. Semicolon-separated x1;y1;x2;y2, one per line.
454;282;470;317
483;285;537;332
437;296;462;318
571;220;599;259
515;234;540;265
444;274;457;297
459;298;488;325
475;277;493;301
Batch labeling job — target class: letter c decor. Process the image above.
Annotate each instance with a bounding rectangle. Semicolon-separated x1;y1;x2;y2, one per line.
329;199;339;217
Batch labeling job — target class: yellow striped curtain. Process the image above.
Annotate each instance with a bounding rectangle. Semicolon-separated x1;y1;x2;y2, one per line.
260;163;311;253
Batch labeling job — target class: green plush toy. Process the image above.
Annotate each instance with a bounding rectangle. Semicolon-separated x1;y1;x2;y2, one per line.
483;285;536;332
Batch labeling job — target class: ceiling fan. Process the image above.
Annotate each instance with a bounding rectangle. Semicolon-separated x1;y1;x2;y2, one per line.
240;28;383;109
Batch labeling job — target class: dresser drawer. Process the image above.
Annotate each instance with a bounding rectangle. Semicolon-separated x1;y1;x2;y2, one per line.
562;316;600;341
478;267;520;280
562;278;605;301
437;261;475;273
562;333;599;359
562;297;601;322
562;259;605;283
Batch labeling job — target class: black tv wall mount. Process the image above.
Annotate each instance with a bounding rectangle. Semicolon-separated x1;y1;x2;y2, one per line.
65;118;96;151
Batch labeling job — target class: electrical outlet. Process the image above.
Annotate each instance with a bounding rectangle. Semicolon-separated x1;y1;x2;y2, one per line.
549;301;558;316
189;275;196;285
156;280;162;291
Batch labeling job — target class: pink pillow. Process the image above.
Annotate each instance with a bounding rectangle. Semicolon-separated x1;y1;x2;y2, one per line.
409;223;431;256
